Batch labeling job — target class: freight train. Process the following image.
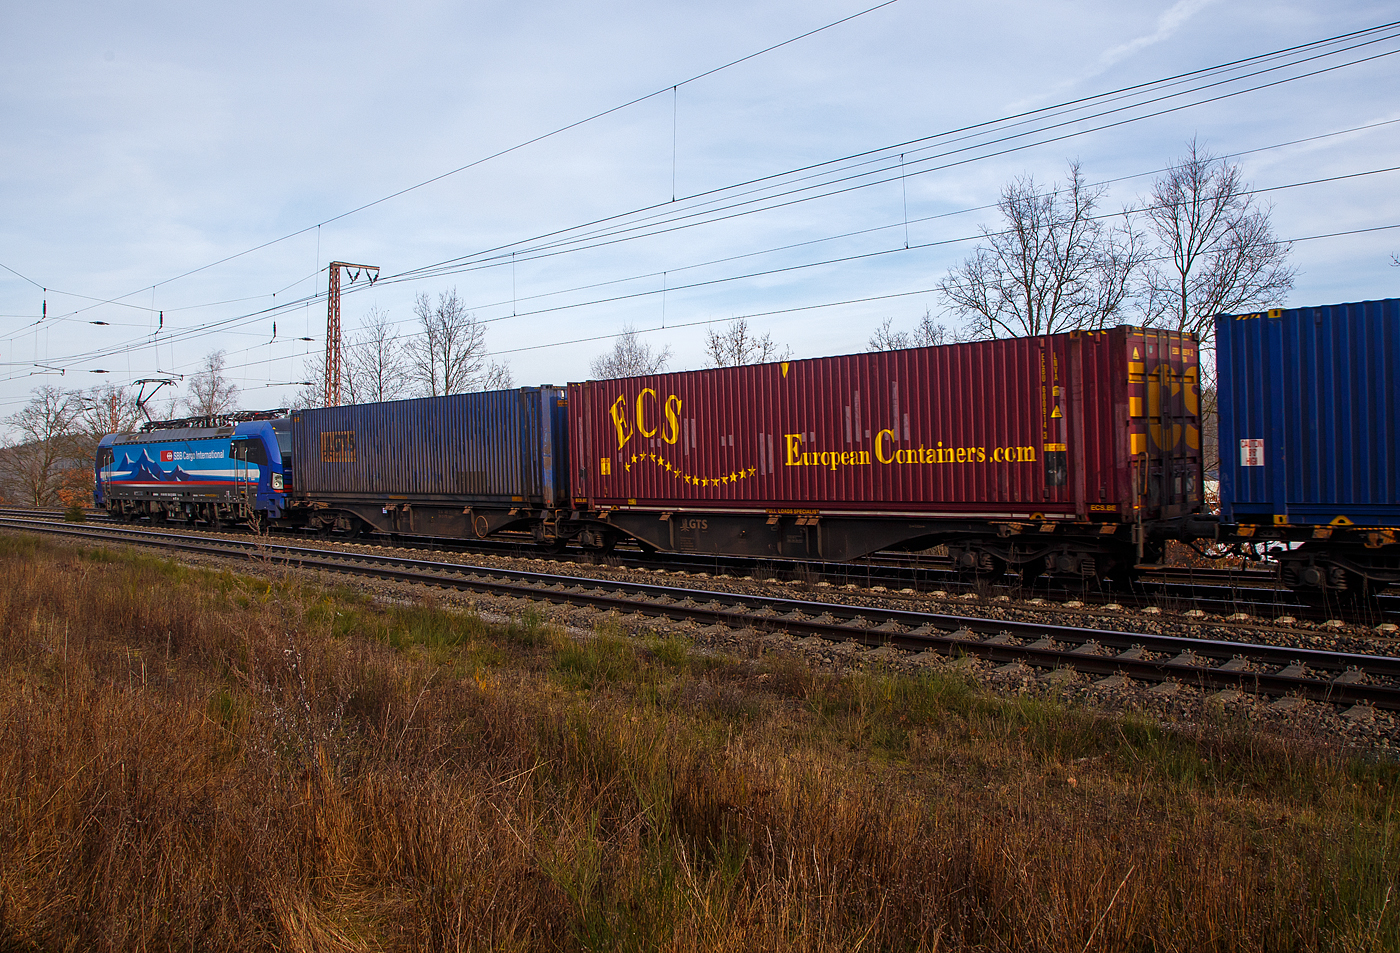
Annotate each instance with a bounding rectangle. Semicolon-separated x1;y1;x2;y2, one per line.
95;297;1400;599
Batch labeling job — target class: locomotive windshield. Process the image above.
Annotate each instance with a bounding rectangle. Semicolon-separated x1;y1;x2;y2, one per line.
271;420;292;465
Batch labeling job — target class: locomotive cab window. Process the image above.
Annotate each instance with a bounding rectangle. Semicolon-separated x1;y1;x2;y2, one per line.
232;440;269;466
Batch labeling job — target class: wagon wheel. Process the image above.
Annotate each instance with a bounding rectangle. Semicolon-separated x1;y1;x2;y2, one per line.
583;532;617;555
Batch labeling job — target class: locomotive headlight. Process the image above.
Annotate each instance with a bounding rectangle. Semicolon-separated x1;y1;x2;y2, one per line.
272;473;284;490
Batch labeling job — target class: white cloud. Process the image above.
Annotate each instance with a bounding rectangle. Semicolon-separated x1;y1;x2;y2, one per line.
1098;0;1222;70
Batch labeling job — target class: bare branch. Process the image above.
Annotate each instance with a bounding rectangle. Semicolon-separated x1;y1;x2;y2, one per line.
346;305;411;404
1140;138;1296;343
939;162;1141;339
0;386;83;505
183;350;240;418
589;326;671;379
405;289;506;395
76;384;141;439
704;318;792;366
869;311;963;351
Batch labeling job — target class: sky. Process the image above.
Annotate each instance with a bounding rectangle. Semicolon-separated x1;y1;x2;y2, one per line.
1;0;1398;427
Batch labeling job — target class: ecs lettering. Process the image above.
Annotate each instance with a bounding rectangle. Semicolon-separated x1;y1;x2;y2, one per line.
610;389;683;449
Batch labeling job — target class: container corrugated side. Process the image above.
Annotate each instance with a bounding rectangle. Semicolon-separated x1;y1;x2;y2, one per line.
293;387;567;505
1217;298;1400;527
568;328;1200;521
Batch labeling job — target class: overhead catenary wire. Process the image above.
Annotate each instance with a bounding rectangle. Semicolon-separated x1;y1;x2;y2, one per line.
6;23;1399;385
387;40;1400;289
385;22;1400;284
92;206;1400;387
16;152;1400;382
181;214;1400;383
36;32;1400;364
5;113;1396;330
14;19;1400;349
13;0;903;328
13;18;1398;333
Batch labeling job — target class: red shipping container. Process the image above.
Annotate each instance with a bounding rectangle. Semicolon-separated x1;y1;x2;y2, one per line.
568;328;1200;563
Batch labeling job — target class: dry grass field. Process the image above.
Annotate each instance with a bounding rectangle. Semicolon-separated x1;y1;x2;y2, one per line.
0;533;1395;951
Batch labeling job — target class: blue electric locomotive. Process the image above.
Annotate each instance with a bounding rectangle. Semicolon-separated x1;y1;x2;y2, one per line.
95;414;292;528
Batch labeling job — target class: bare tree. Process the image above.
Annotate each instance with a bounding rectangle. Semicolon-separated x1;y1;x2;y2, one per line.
704;318;791;367
0;386;81;505
868;311;962;351
293;350;328;411
76;384;142;438
406;290;512;395
939;162;1144;339
346;306;412;404
183;350;240;418
589;326;671;379
481;361;515;390
1140;139;1295;344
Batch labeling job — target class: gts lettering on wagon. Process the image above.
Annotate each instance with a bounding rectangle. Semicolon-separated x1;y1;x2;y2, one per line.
784;432;1037;471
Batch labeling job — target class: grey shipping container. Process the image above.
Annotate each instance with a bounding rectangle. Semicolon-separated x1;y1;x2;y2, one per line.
291;387;568;539
1217;298;1400;529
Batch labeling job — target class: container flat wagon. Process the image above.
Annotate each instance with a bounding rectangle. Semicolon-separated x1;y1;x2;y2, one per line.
290;387;569;541
568;327;1203;579
1216;297;1400;593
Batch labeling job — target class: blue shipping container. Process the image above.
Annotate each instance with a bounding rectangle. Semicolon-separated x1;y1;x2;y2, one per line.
1216;298;1400;528
291;387;569;506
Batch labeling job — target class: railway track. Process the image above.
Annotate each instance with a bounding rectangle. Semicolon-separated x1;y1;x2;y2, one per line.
5;506;1389;620
4;515;1397;714
6;505;1386;624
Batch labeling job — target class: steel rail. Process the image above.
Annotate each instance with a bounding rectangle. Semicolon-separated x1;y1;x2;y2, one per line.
5;516;1398;712
4;509;1389;621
